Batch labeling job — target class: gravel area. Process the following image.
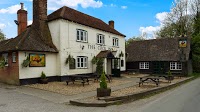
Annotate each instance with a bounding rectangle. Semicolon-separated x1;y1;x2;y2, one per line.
82;77;190;101
26;79;131;96
111;77;189;97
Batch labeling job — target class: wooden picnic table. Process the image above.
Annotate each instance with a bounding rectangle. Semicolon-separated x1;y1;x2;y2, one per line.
157;75;174;83
138;76;161;87
65;75;91;86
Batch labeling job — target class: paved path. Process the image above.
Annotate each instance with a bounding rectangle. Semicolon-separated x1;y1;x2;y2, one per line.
1;77;198;112
0;77;139;112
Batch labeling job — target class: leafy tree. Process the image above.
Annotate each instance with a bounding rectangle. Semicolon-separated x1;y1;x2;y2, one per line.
0;29;6;41
157;0;194;38
125;36;144;47
192;4;200;72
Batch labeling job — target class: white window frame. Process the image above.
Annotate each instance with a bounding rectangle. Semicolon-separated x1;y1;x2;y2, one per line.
12;52;16;63
139;62;149;69
2;53;8;66
170;62;182;70
77;56;88;69
77;29;88;42
113;37;119;47
97;34;105;45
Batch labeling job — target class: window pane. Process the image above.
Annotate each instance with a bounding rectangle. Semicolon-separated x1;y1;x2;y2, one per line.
81;31;83;40
77;30;79;40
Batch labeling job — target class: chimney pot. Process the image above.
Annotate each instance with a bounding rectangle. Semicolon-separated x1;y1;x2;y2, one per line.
17;3;27;35
20;3;24;10
109;20;114;29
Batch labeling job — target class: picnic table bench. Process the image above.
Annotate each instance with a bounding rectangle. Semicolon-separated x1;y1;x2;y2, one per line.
65;75;91;86
157;75;174;83
138;76;160;87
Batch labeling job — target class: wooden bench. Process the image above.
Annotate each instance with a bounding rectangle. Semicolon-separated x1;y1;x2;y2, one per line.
138;77;160;87
65;75;90;87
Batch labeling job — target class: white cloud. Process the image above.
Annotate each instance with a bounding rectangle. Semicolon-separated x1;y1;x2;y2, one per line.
0;4;27;14
156;12;168;24
138;12;169;39
28;20;32;25
139;26;160;39
0;23;6;29
121;6;127;9
48;0;103;10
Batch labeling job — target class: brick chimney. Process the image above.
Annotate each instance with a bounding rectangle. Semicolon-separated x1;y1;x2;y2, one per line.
17;3;27;35
109;20;114;29
33;0;47;23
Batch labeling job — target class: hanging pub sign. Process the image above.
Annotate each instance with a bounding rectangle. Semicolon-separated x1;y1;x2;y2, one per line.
179;40;187;48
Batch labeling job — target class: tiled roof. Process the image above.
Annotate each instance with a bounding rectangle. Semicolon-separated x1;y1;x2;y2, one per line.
0;23;58;53
96;50;115;58
48;6;126;37
126;37;191;62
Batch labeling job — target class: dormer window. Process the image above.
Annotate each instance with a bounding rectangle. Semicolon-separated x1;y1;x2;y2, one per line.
77;29;88;42
97;34;105;45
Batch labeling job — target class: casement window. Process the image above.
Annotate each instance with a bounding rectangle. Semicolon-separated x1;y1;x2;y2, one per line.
113;37;119;47
12;52;16;63
170;62;182;70
139;62;149;69
77;29;88;42
97;34;105;45
77;56;88;69
2;53;8;66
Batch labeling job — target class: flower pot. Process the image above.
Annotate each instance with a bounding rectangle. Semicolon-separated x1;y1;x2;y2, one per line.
40;78;48;84
97;88;111;97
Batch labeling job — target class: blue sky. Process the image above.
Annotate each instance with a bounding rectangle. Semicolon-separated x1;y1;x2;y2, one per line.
0;0;174;39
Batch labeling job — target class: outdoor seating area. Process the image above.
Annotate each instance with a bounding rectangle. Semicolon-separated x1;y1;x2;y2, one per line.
26;73;189;97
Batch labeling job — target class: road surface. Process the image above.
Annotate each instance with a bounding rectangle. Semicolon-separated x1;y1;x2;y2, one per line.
0;78;199;112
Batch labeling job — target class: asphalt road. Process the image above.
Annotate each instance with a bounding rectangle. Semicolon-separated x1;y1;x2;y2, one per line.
0;78;199;112
133;77;200;112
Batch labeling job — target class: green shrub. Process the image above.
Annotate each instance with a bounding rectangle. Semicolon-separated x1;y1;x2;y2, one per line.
100;71;107;89
96;58;104;75
0;57;6;68
168;71;172;76
41;71;46;79
22;56;30;68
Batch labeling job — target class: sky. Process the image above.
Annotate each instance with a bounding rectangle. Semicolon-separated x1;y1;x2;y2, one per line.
0;0;175;39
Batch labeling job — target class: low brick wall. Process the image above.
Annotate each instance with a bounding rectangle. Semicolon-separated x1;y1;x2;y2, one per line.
0;52;19;85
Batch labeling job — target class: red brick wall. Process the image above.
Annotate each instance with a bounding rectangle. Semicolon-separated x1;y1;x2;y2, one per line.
0;52;19;85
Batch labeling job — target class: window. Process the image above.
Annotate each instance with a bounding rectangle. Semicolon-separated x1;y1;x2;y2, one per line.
113;37;119;47
77;29;88;42
2;53;8;66
77;56;88;69
170;62;182;70
139;62;149;69
121;60;124;67
97;34;105;45
12;52;16;63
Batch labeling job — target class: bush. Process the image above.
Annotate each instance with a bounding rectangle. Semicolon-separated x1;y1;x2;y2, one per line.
100;71;107;89
96;58;104;75
168;71;172;76
41;71;46;79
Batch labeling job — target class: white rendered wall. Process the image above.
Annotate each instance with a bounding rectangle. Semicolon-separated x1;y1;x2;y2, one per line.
48;19;126;76
18;52;58;79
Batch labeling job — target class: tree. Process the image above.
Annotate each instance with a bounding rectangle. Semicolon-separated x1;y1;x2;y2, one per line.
125;36;144;47
157;0;194;38
0;29;6;41
191;0;200;72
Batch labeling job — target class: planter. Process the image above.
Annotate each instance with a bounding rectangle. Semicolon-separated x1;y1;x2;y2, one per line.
97;88;111;97
40;78;48;84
